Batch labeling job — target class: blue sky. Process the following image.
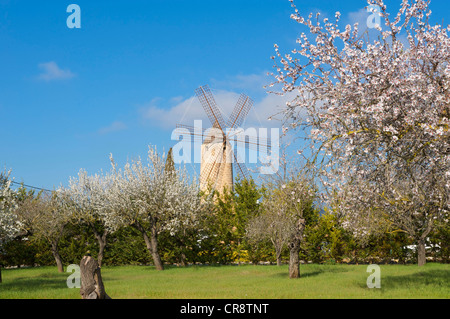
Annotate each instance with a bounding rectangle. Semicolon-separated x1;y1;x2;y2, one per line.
1;0;449;190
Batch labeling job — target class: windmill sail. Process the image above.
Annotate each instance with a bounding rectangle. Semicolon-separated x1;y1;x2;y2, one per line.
227;93;253;131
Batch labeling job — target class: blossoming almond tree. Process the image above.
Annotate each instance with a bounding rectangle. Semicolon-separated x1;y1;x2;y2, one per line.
270;0;449;265
0;171;21;282
105;146;202;270
67;169;112;267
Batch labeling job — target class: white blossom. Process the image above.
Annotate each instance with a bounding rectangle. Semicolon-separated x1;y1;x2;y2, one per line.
0;171;21;250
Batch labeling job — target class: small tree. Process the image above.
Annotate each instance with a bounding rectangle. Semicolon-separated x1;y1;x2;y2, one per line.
247;197;292;266
66;170;112;267
105;145;202;270
251;166;317;277
0;170;21;282
18;190;70;272
278;178;317;278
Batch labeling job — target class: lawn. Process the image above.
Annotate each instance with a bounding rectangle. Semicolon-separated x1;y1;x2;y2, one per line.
0;263;448;299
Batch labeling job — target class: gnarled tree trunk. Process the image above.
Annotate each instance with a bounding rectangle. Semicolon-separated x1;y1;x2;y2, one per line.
149;224;164;270
414;220;433;266
90;224;108;268
271;238;283;266
289;241;301;278
133;221;164;270
417;238;426;267
288;218;306;279
51;241;64;273
80;255;110;299
276;254;282;266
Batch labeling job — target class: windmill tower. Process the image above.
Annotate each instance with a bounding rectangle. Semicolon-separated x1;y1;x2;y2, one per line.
175;85;271;194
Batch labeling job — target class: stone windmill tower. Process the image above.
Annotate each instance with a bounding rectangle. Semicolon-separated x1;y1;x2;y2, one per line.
176;85;268;194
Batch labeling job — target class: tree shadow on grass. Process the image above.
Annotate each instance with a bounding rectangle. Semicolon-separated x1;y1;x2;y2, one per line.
269;271;320;279
0;276;68;293
270;266;349;279
382;269;450;289
0;268;120;294
355;268;450;292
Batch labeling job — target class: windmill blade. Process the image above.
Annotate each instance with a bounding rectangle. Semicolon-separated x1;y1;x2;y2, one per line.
200;161;219;190
175;122;274;160
174;124;206;140
200;144;225;190
227;94;253;132
228;145;250;180
176;123;205;134
174;124;221;143
175;123;272;154
172;126;203;144
174;124;211;143
195;85;227;133
227;128;273;152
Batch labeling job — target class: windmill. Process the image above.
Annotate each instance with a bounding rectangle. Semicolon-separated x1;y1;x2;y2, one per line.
174;85;272;194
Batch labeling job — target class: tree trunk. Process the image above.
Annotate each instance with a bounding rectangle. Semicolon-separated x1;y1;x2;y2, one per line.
276;256;282;266
133;221;164;270
51;242;64;273
0;266;2;283
80;255;111;299
417;238;426;266
97;239;106;268
289;218;305;279
149;226;164;270
289;242;300;278
272;239;283;266
175;237;187;266
179;252;187;267
91;226;108;268
416;220;433;266
275;246;282;266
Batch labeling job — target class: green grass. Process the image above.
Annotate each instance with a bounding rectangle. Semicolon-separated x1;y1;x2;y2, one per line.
0;263;449;299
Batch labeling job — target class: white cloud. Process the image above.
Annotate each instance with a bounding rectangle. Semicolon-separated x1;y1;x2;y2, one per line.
140;95;206;129
138;70;302;131
210;72;272;95
139;87;298;131
37;61;75;81
98;121;127;135
347;7;372;29
249;91;298;127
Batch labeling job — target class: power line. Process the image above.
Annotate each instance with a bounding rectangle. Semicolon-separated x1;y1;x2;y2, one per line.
11;180;53;193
